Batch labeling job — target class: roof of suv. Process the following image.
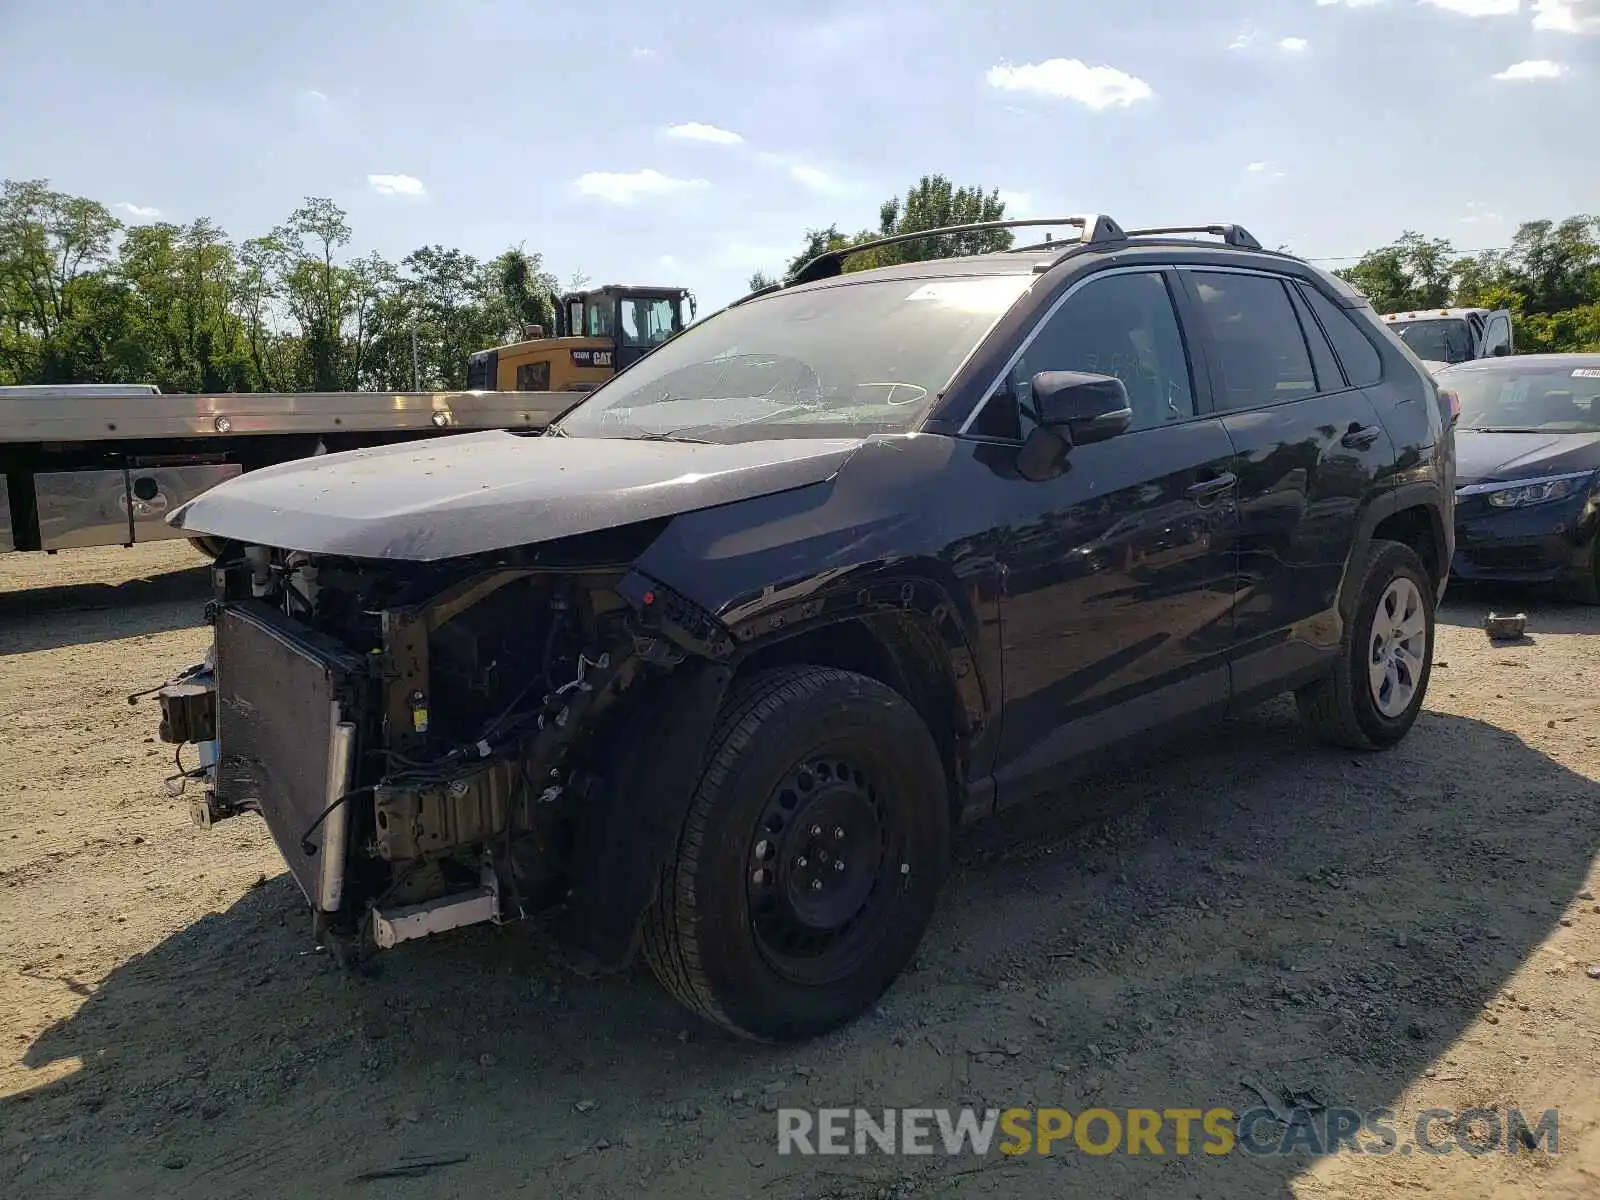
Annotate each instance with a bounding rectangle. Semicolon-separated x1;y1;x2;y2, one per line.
792;251;1041;285
766;217;1352;301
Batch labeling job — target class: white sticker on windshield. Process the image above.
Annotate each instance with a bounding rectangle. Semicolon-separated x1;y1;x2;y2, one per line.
1572;368;1600;378
903;276;1030;313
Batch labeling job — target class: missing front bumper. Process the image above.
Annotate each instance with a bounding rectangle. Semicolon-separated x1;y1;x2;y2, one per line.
158;602;369;915
370;855;505;949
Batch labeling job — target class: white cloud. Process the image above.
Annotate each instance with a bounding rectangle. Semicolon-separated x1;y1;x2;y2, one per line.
753;152;853;196
1315;0;1385;6
1246;162;1269;172
1279;36;1311;50
1491;57;1566;77
304;89;328;103
710;240;797;272
985;58;1154;110
1532;0;1600;31
630;46;655;59
1229;27;1260;49
663;122;744;145
997;189;1031;215
1460;202;1504;223
788;164;841;192
572;168;709;204
1421;0;1520;13
117;202;160;218
367;173;426;197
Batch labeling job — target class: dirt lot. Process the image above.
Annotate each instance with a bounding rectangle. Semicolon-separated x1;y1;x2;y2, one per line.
2;543;1598;1200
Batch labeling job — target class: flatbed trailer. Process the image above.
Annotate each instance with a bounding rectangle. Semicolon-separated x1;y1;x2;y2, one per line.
0;386;572;554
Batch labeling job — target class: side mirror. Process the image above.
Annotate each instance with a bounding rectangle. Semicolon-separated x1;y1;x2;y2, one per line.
1032;371;1133;446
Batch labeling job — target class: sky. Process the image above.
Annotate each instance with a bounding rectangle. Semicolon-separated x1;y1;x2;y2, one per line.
1;0;1597;316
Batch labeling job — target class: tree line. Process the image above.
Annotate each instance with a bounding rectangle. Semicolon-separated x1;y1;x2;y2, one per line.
4;172;1596;395
1332;218;1600;354
0;179;565;393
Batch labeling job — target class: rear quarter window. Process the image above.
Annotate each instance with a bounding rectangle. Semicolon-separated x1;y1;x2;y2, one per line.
1300;284;1384;387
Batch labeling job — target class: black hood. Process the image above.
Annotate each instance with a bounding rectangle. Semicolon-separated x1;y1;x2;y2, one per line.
1454;430;1600;488
167;429;865;561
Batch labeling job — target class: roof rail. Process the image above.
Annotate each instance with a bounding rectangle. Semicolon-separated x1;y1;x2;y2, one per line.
1123;224;1262;250
728;282;783;307
788;215;1127;286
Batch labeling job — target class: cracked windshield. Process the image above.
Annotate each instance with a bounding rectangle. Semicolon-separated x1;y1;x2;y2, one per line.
556;275;1033;441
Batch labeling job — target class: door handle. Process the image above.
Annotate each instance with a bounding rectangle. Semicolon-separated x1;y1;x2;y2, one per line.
1342;423;1381;450
1186;472;1237;501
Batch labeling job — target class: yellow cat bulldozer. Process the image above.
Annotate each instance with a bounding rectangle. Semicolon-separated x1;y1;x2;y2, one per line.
466;284;697;392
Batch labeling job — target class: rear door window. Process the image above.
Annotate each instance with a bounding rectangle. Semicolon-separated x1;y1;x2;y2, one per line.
1186;272;1318;412
1287;285;1343;393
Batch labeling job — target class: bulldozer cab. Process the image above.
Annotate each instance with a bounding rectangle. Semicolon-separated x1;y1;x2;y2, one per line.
557;285;695;369
468;285;695;393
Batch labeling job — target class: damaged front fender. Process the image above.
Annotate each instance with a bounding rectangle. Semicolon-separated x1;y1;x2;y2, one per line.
559;658;735;972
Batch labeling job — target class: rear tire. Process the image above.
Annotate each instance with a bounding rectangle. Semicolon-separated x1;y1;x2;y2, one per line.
1296;540;1435;750
642;665;950;1042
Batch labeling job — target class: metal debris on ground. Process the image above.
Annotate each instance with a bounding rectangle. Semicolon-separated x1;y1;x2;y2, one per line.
1483;612;1528;641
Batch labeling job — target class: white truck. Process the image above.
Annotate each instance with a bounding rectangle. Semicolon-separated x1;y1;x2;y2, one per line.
0;384;571;554
1378;306;1514;373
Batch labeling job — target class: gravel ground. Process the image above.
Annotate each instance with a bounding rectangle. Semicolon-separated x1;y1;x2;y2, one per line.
1;543;1598;1200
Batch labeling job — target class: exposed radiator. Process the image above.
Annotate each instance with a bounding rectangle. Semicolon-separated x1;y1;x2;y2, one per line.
214;604;365;911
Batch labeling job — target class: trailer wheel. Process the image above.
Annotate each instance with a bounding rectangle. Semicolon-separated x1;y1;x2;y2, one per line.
185;535;230;561
642;665;949;1041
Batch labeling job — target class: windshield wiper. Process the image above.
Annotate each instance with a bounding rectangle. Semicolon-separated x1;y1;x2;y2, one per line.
619;429;718;444
1466;426;1546;433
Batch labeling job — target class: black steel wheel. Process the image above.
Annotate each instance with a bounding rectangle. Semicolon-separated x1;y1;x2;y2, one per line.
643;665;950;1041
747;752;896;986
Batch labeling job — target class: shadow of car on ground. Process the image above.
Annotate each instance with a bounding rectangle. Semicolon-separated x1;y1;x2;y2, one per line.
0;564;210;657
7;691;1597;1200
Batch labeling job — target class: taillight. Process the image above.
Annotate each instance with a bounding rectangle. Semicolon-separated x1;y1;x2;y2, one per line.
1439;388;1461;427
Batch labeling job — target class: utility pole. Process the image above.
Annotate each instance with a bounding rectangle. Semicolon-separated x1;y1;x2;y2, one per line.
410;326;421;391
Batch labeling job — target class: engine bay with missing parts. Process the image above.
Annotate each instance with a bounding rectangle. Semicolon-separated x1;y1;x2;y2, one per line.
162;530;736;964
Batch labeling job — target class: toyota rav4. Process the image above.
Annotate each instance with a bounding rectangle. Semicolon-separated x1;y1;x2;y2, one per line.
155;215;1457;1042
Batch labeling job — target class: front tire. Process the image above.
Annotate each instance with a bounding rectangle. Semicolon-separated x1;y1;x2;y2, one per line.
642;665;951;1042
1296;540;1435;750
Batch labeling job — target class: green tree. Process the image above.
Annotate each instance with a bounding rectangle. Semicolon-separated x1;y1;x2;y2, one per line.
1334;231;1458;313
785;175;1015;279
1494;216;1600;317
490;246;559;334
109;218;254;392
273;197;356;390
0;179;121;382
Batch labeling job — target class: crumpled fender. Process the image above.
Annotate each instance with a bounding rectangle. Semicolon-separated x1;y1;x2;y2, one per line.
558;659;735;971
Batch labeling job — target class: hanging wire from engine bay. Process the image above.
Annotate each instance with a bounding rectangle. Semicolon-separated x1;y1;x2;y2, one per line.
373;629;614;793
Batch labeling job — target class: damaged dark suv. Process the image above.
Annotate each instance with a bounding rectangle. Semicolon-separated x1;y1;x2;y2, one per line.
157;216;1456;1042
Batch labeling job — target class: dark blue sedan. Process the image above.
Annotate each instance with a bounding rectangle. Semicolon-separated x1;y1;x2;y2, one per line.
1438;353;1600;603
